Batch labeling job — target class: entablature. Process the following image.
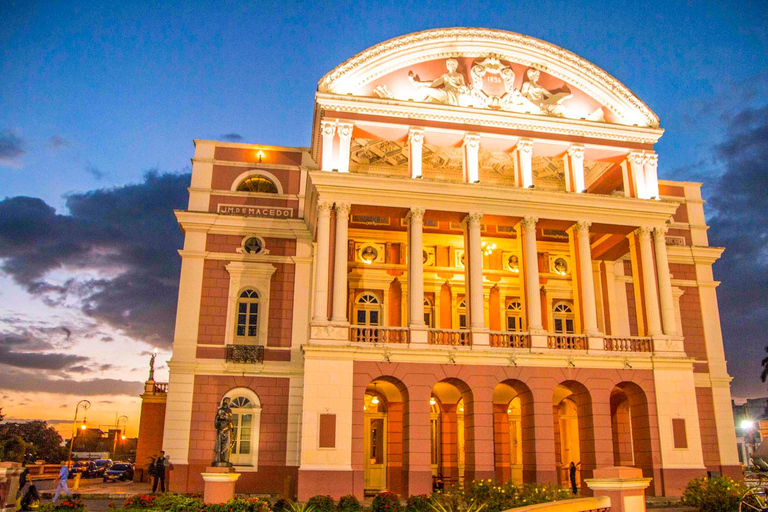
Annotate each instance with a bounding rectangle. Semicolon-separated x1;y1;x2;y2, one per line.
175;210;313;240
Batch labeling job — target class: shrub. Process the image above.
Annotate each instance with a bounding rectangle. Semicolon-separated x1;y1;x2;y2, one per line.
405;494;430;512
681;476;746;512
152;493;205;512
445;480;571;512
206;497;273;512
372;491;402;512
122;494;156;508
38;497;86;511
274;498;292;512
339;494;361;512
308;495;336;512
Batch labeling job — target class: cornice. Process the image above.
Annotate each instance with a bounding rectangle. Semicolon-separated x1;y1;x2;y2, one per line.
317;93;663;145
175;210;312;239
667;245;724;265
317;27;660;128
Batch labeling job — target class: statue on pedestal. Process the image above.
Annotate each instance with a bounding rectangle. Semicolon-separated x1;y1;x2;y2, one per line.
148;351;156;381
212;397;234;467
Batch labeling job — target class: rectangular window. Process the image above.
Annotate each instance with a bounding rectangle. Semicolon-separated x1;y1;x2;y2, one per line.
319;414;336;448
357;310;366;324
672;418;688;449
370;310;379;325
565;319;574;334
554;319;563;333
459;314;467;329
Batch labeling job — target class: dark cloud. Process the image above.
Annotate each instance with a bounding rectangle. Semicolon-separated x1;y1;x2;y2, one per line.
85;163;104;180
0;368;142;396
99;364;114;371
0;129;26;165
47;135;69;149
69;365;91;373
0;171;189;346
706;105;768;398
221;133;243;142
0;332;88;370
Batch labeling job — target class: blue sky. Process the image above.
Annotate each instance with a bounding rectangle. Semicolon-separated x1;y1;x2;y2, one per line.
1;1;767;431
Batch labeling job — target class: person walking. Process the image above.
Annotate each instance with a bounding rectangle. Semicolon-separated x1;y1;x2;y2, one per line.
52;463;70;503
151;451;168;493
569;461;581;495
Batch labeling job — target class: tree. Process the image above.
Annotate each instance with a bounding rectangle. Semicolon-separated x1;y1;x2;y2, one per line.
0;434;29;462
0;421;66;463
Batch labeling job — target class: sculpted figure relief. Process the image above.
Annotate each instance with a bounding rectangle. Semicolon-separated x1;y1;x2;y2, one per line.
520;68;573;114
213;397;234;467
408;59;468;106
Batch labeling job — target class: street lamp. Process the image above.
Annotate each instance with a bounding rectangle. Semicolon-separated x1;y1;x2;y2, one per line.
113;415;128;457
742;419;757;464
67;400;91;467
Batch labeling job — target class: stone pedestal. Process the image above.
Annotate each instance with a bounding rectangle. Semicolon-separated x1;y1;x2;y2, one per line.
0;462;25;512
585;466;652;512
201;467;240;504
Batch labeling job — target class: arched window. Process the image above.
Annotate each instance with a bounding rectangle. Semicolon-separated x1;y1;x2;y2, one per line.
423;297;434;328
224;389;262;467
553;301;574;334
354;292;381;326
506;300;523;332
236;290;260;341
236;175;279;194
458;299;467;329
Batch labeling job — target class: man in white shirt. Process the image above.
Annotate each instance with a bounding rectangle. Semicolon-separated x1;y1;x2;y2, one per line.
52;463;70;503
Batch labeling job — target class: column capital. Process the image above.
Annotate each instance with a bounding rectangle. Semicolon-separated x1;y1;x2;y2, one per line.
334;203;351;217
516;138;533;153
320;120;336;136
653;225;668;238
317;201;333;217
634;225;653;238
521;216;538;230
567;144;585;159
463;132;481;148
337;122;354;138
628;151;645;166
643;152;658;168
465;212;483;226
408;127;425;144
575;220;592;233
407;208;426;222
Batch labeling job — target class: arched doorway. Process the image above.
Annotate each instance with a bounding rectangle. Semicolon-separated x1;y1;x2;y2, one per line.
363;378;406;495
553;382;594;491
493;380;534;484
431;380;470;489
610;383;655;482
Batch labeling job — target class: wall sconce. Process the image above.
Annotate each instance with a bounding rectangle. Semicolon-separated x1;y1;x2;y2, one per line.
257;150;264;163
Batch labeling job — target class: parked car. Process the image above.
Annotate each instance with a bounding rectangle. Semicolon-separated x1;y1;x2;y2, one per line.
103;462;134;482
69;461;97;479
92;459;113;477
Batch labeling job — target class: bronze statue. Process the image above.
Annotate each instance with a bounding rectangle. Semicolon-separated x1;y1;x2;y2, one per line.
148;351;156;381
212;397;234;467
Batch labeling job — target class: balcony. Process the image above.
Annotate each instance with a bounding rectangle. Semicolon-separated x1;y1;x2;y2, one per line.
489;331;531;349
547;334;587;350
603;336;653;353
428;329;471;346
351;326;409;344
226;344;265;363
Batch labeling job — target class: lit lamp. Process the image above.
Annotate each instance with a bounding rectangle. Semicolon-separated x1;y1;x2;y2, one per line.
257;150;265;163
68;400;91;467
742;419;757;464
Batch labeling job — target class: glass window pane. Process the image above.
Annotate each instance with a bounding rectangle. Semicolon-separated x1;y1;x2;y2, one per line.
459;314;466;329
239;303;247;313
555;319;563;333
241;415;252;427
237;326;245;336
238;314;246;325
247;325;257;337
566;319;574;333
248;313;258;326
370;311;379;325
357;310;366;324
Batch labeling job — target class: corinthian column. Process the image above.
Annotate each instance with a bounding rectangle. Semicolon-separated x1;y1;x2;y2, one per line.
408;208;426;328
320;121;336;172
409;128;425;179
565;144;586;193
331;203;351;323
522;217;543;331
465;212;485;329
337;122;353;173
653;226;678;335
637;226;662;336
575;221;599;335
312;202;333;322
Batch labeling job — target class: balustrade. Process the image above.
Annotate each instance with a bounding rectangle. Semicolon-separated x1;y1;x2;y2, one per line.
489;331;530;349
603;336;653;353
350;326;409;344
226;344;265;363
428;329;471;346
547;334;586;350
152;382;168;393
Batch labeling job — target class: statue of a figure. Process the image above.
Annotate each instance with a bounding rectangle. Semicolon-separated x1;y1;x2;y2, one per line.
148;352;156;381
520;69;572;114
212;397;234;467
408;59;467;106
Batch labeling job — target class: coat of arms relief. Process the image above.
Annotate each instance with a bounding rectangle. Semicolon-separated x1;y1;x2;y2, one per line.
374;56;604;122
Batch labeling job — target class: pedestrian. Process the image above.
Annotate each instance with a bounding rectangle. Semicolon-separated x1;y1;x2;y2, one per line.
20;484;41;511
151;451;168;493
569;461;580;495
52;463;70;503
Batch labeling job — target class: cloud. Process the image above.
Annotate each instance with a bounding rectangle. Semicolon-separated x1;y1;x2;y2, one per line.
0;129;26;165
0;331;88;370
221;133;243;142
47;135;69;149
85;162;104;180
0;368;142;396
0;171;189;346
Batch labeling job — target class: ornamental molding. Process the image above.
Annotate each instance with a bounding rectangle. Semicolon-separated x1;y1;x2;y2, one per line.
317;27;660;128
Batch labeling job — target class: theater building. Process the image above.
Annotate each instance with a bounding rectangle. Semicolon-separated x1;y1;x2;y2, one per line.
157;28;739;499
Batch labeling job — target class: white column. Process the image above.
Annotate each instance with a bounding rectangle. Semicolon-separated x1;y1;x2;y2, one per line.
312;202;333;322
408;128;425;179
637;226;662;336
575;221;600;335
515;139;534;188
331;203;351;323
624;151;646;198
463;133;481;183
612;260;631;336
565;144;586;193
320;121;336;172
465;213;487;336
653;226;678;335
522;217;543;331
408;208;426;327
337;122;353;173
644;152;660;199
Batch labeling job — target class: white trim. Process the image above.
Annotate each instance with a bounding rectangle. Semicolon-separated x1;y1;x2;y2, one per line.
225;262;277;346
224;387;263;470
230;169;285;194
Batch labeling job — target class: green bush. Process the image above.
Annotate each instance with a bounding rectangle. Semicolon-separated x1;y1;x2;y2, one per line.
151;493;205;512
338;494;361;512
38;497;86;511
437;479;571;512
405;494;430;512
121;494;156;508
307;495;336;512
206;497;272;512
681;476;746;512
274;498;292;512
372;491;402;512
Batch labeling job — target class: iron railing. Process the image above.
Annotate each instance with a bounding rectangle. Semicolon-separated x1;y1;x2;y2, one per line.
226;344;265;363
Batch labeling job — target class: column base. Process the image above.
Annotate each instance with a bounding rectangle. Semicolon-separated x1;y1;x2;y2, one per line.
585;466;652;512
530;332;548;349
409;325;428;344
653;335;685;356
471;328;489;346
587;334;604;351
201;467;240;504
310;323;350;342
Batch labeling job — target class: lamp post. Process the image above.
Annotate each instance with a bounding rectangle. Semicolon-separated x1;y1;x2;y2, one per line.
67;400;91;467
742;419;756;465
114;415;128;458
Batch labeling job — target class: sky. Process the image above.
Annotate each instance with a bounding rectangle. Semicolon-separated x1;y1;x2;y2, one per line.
1;0;767;437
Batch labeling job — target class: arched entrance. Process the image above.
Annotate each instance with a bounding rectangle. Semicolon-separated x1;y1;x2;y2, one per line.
553;381;594;491
610;382;655;481
493;380;534;484
431;380;470;489
363;378;406;495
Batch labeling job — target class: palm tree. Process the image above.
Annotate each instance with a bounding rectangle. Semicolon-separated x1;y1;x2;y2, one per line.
761;346;768;383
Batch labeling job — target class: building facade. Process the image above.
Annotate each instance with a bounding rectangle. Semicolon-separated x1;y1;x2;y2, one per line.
158;28;739;499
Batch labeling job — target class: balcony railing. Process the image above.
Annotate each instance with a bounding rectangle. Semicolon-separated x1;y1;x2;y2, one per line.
489;331;531;349
152;382;168;393
350;326;409;344
603;336;653;353
428;329;471;346
547;334;586;350
226;344;265;363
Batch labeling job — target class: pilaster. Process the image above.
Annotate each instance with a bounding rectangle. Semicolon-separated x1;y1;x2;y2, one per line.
408;128;425;179
337;122;353;173
320;121;336;172
463;133;481;183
